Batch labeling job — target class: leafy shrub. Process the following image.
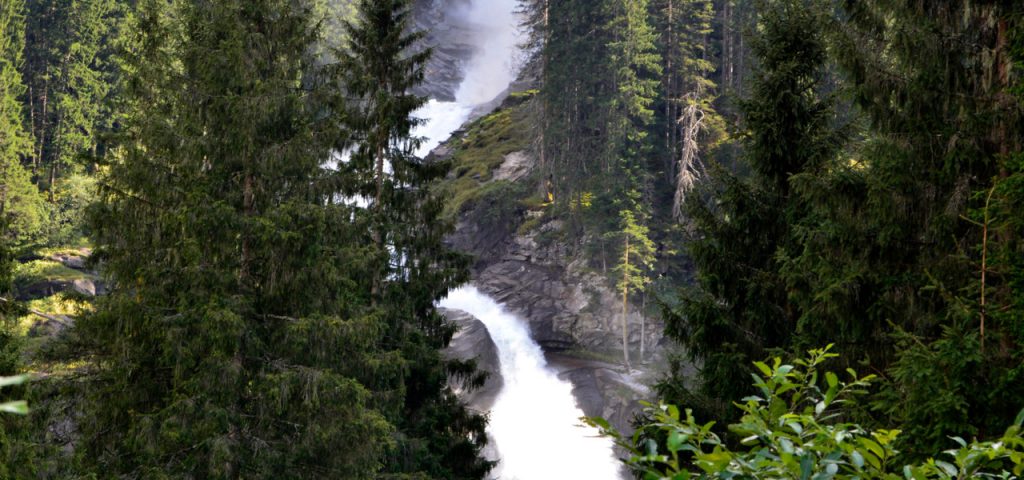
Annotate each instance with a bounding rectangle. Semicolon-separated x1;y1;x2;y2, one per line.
590;346;1024;479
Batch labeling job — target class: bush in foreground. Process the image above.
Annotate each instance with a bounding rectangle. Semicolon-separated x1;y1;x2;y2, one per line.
590;346;1024;479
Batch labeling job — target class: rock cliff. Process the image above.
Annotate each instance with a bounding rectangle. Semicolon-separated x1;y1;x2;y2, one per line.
433;95;665;435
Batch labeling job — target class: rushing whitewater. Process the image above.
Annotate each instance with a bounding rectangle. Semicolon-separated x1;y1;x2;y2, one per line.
415;2;621;476
441;287;622;480
412;0;524;156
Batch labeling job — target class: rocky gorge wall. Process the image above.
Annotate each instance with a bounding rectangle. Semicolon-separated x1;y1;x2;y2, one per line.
411;0;666;438
433;94;667;435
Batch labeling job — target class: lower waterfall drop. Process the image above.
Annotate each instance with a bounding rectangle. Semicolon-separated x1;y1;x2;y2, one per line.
440;286;622;480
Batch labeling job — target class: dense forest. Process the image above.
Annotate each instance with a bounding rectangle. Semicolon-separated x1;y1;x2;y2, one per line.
0;0;1022;478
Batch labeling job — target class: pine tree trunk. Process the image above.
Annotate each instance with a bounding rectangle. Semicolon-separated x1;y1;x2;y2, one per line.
371;132;386;303
241;172;254;284
0;170;7;216
996;17;1012;178
723;1;733;91
38;80;48;181
664;0;675;184
48;161;55;203
640;290;646;363
375;136;384;206
621;235;630;369
539;0;549;194
28;85;36;174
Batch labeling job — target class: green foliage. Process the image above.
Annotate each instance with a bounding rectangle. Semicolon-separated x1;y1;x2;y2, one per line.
0;160;46;244
613;209;656;296
437;105;531;221
69;0;437;477
875;325;1008;457
23;0;125;198
610;208;656;366
766;1;1024;456
42;173;96;246
339;3;493;476
593;347;1024;479
0;1;30;436
0;0;47;246
660;0;842;421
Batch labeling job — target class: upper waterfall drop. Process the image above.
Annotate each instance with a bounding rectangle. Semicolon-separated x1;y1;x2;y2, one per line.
412;0;524;157
440;286;623;480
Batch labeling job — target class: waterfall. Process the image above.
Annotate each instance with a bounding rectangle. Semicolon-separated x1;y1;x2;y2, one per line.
412;0;524;157
414;1;622;477
441;287;622;479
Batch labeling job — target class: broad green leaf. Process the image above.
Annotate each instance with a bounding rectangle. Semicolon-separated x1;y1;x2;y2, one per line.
667;431;684;452
825;372;838;389
934;460;957;477
851;450;865;469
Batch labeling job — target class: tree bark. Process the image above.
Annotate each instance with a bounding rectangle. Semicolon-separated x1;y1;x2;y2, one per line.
37;79;48;181
621;234;631;369
240;172;254;285
640;290;646;363
28;85;36;174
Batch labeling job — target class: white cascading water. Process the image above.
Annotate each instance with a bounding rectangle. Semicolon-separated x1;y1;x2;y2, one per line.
413;1;621;477
441;287;622;480
412;0;523;157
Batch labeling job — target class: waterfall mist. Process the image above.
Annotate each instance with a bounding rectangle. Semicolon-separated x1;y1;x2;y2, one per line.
412;0;524;156
441;287;622;480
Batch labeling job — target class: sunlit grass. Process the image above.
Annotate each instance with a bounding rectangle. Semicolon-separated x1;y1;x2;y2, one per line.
13;260;92;290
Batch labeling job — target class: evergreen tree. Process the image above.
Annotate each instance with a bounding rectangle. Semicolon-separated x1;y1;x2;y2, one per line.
0;0;45;244
600;0;661;202
78;1;402;477
660;0;841;421
612;209;656;367
789;0;1024;455
538;0;610;212
650;0;725;217
594;0;661;368
340;1;492;477
23;0;123;206
339;0;430;297
0;2;31;469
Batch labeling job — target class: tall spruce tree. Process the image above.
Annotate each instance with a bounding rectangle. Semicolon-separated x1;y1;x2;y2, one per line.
1;1;35;474
779;1;1024;456
538;0;609;213
0;0;44;243
599;0;661;367
78;1;406;477
659;0;841;421
0;0;29;341
339;1;492;477
600;0;661;204
612;209;656;367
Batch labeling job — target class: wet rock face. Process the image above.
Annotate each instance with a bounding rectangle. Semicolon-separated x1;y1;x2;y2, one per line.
441;307;503;411
548;353;650;437
449;188;665;357
412;0;476;102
